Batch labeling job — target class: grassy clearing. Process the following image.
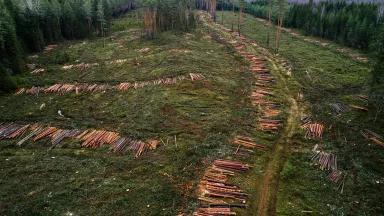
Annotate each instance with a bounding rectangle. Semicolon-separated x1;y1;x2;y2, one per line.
218;11;384;215
0;13;261;215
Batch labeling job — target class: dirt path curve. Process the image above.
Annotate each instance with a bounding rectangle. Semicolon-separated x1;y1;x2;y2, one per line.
198;11;302;216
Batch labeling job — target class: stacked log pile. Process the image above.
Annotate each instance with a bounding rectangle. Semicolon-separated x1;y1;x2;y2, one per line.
14;73;205;95
301;122;325;139
0;122;156;158
193;159;251;215
194;12;284;215
232;135;266;156
311;151;337;171
234;40;282;132
257;119;282;132
311;145;346;193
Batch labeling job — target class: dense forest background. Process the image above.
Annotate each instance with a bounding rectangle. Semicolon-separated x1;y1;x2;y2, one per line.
0;0;135;91
242;0;383;50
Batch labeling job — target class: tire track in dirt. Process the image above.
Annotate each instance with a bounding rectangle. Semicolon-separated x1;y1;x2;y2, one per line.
256;98;299;216
255;48;301;216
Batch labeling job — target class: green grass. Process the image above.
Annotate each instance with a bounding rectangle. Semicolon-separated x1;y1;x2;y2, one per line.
218;11;384;215
1;11;383;216
0;13;263;215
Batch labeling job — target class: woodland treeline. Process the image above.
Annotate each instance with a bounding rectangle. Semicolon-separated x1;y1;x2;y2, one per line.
0;0;197;89
0;0;135;75
140;0;196;38
242;0;382;50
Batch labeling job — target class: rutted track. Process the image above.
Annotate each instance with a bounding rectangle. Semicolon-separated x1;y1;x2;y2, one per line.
199;11;302;216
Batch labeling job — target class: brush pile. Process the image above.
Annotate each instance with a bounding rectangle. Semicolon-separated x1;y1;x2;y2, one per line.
329;103;349;115
233;135;266;155
361;129;384;147
14;73;205;95
193;159;251;215
0;122;156;158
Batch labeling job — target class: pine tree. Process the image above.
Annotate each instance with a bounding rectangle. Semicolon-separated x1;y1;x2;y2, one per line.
370;24;384;120
61;0;75;39
0;0;23;73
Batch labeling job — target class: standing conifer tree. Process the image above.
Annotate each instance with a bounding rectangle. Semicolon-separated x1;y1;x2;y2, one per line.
370;24;384;121
0;0;23;73
61;1;75;39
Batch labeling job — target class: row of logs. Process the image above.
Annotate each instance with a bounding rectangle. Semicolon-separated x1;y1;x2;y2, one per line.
192;13;276;215
232;135;266;156
0;122;158;158
61;59;129;71
301;121;325;139
14;73;205;96
193;159;251;215
234;38;282;132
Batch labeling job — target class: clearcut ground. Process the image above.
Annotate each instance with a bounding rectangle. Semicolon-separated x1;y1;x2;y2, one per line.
0;13;258;215
218;11;384;215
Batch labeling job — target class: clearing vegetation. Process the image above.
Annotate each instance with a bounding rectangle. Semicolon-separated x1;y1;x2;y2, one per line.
0;1;383;215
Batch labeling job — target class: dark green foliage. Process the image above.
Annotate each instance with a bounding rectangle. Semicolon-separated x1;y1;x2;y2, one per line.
243;1;381;50
0;0;135;75
0;66;16;92
0;2;23;73
370;24;384;118
286;1;380;50
139;0;196;37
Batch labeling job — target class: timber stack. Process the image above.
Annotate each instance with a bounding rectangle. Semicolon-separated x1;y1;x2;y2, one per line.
233;37;282;133
232;135;266;156
14;73;205;95
193;159;251;216
0;122;156;158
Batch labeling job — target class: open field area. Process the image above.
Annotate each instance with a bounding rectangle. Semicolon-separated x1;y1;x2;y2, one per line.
0;5;383;216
